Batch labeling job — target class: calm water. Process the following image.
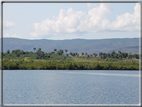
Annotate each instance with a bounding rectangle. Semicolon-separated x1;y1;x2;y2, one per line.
3;70;140;104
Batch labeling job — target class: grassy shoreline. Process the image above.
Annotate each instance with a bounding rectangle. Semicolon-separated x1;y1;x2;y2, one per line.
2;59;139;70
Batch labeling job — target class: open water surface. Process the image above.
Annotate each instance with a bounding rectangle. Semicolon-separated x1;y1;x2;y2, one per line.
3;70;140;104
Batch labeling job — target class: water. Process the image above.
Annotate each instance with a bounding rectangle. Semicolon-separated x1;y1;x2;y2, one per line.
3;70;140;104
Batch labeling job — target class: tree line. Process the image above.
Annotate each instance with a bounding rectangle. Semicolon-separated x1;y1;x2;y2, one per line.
2;47;140;70
2;47;140;60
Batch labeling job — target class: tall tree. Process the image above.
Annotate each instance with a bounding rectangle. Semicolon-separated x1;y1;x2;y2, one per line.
111;51;116;58
75;52;78;57
93;53;97;57
70;52;72;56
85;53;87;57
36;48;42;59
33;47;36;52
57;49;64;55
65;49;67;53
81;52;84;56
7;50;10;54
107;53;110;58
7;50;10;60
99;52;102;57
54;49;57;52
72;53;75;57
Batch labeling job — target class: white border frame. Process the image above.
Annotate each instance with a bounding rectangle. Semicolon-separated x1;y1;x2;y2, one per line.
1;1;142;107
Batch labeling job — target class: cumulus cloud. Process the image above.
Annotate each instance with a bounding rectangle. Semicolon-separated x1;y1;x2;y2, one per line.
3;20;16;29
4;33;20;38
0;18;16;29
30;3;140;37
108;3;140;31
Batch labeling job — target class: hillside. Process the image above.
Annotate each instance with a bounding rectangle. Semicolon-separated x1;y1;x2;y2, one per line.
2;37;139;54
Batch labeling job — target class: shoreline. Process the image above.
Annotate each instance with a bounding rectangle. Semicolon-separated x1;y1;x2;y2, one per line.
2;60;139;70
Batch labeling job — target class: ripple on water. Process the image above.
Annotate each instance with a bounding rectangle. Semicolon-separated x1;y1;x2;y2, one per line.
3;70;140;104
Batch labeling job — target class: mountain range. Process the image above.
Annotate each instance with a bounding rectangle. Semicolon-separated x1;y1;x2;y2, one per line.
2;37;140;54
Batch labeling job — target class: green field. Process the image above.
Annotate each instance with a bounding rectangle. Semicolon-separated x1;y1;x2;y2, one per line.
2;57;139;70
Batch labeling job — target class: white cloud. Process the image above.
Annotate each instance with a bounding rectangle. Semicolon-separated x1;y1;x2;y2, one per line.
0;18;16;29
4;33;20;38
30;3;140;37
108;3;140;31
3;20;16;29
87;3;97;8
87;3;92;8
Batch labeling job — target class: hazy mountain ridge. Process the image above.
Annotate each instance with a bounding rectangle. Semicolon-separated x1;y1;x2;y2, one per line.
2;37;139;54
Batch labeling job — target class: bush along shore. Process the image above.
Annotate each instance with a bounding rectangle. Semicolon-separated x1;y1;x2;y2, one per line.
2;59;139;70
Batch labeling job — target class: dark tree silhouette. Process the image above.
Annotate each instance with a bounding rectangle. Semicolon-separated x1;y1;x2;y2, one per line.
33;47;36;52
54;49;57;52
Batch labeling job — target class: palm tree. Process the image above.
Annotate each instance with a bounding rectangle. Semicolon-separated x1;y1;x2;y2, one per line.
75;52;78;57
65;49;68;56
85;53;87;57
7;50;10;54
81;52;84;56
57;49;64;55
33;47;36;52
72;53;75;57
7;50;10;60
111;51;116;58
69;52;72;56
99;52;102;57
93;53;97;57
54;49;57;52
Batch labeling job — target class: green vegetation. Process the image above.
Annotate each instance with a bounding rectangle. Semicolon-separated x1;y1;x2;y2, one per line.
2;59;139;70
2;48;140;70
3;48;72;61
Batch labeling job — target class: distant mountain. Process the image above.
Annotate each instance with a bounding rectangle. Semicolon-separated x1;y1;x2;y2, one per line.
2;37;140;54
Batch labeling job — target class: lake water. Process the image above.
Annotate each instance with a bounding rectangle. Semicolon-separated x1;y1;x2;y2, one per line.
3;70;140;104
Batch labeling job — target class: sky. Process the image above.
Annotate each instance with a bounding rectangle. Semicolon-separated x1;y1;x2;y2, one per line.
2;1;141;40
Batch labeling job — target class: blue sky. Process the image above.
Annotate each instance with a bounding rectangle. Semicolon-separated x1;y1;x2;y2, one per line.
2;2;140;40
